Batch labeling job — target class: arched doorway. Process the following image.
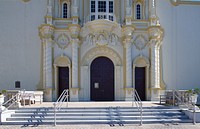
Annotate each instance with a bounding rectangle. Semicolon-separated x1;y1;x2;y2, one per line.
90;57;114;101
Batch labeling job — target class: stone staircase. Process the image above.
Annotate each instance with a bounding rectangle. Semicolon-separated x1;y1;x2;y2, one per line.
3;106;192;125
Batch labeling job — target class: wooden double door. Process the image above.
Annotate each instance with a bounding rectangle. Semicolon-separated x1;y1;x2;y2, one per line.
90;57;114;101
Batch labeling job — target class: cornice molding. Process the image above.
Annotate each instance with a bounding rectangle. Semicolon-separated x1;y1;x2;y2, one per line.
170;0;200;6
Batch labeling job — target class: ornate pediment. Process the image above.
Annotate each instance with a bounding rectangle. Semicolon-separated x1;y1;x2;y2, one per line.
80;19;122;38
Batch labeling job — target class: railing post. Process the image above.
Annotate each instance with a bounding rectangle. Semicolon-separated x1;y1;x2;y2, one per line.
173;90;175;106
193;104;196;125
140;103;143;126
53;103;57;126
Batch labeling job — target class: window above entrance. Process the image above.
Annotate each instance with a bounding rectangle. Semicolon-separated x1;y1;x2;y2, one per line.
59;0;71;18
90;0;115;21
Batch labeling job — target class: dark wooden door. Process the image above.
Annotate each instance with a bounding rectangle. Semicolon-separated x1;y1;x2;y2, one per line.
91;57;114;101
135;67;146;101
58;67;69;98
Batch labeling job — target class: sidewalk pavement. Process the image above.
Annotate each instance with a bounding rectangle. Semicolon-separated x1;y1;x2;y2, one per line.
0;123;200;129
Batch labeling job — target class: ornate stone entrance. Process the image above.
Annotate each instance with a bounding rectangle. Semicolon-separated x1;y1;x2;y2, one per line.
80;46;123;101
90;57;114;101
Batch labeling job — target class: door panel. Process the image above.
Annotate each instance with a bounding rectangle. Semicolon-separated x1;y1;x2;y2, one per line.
91;57;114;101
58;67;69;98
135;67;146;101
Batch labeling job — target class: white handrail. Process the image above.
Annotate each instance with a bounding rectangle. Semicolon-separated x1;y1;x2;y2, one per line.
132;89;143;125
53;89;69;126
173;90;197;124
1;93;21;111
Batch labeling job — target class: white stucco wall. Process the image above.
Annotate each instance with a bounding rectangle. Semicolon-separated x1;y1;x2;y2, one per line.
157;0;200;90
0;0;46;90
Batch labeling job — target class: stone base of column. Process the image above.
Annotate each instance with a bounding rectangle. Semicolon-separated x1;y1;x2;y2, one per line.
70;88;79;102
150;88;161;101
44;88;53;102
124;88;134;101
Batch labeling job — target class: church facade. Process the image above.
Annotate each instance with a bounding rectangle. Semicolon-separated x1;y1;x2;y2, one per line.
0;0;200;102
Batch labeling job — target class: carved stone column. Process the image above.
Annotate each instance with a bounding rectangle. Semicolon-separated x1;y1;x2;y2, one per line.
69;25;81;101
122;26;134;101
39;25;54;101
70;39;79;101
148;27;163;101
124;40;133;101
125;39;132;88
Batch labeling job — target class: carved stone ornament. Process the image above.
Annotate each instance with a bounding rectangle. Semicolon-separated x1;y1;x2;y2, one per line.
148;27;164;40
39;25;54;39
133;34;148;50
85;31;119;46
56;33;70;49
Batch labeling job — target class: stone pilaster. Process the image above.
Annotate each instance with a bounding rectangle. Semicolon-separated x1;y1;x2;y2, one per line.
125;39;132;88
122;26;134;101
148;0;164;101
125;0;132;25
149;0;160;26
71;0;79;24
39;25;54;101
45;0;53;25
148;27;163;101
69;24;81;101
72;39;79;88
124;40;133;101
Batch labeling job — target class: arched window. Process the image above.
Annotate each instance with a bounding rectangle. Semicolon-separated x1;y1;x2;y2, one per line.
62;3;68;18
136;4;141;19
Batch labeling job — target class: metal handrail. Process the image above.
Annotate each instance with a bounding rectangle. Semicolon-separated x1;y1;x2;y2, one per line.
173;90;197;124
1;93;21;111
132;89;143;125
53;89;69;126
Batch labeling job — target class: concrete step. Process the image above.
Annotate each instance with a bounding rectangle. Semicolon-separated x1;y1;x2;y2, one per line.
4;106;192;125
11;111;185;117
7;115;189;121
2;119;193;125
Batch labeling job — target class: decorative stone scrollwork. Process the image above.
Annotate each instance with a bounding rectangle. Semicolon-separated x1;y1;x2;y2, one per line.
39;25;54;39
85;31;119;46
148;27;164;41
